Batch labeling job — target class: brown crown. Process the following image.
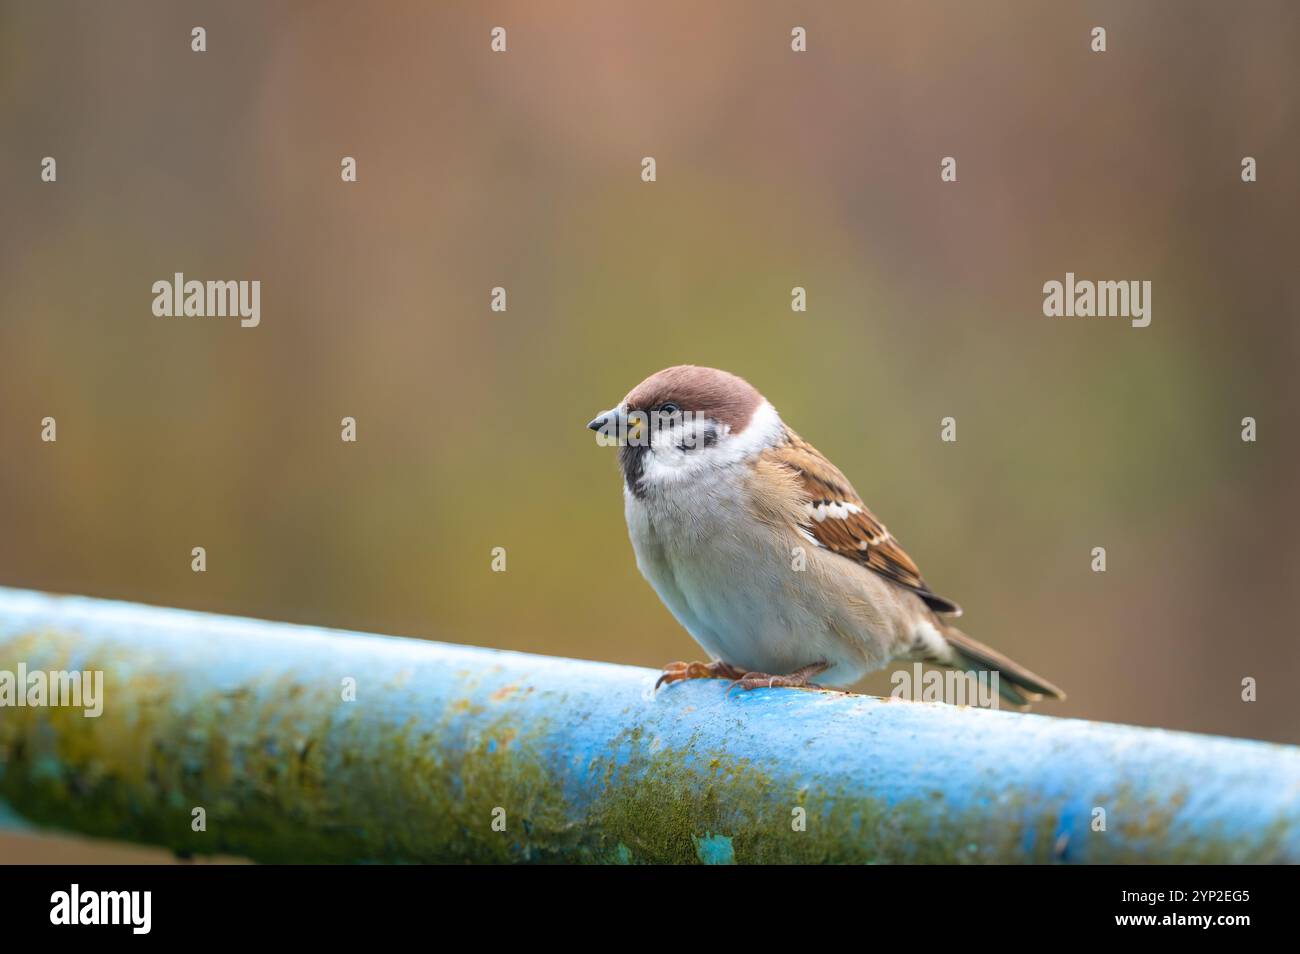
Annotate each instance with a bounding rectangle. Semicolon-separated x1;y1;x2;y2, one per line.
624;365;763;434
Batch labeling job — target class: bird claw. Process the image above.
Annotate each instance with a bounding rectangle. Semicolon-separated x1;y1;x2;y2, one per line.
655;659;744;690
725;661;831;695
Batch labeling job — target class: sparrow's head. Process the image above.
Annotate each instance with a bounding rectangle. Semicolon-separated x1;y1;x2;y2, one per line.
587;365;782;495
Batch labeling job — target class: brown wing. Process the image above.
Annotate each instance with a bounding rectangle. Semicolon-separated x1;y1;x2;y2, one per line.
771;430;962;615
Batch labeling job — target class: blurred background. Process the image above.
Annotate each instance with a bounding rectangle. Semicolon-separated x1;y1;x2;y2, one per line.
2;1;1298;861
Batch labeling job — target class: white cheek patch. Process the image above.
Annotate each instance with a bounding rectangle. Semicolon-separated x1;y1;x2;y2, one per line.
640;400;785;489
650;416;720;453
642;435;726;484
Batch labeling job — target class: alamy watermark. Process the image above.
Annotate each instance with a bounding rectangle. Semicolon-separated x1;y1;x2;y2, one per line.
50;884;150;934
152;272;260;327
1043;272;1151;328
591;408;709;449
0;663;104;717
891;663;1000;708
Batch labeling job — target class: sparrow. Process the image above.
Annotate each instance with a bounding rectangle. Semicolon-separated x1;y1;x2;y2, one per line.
587;365;1065;706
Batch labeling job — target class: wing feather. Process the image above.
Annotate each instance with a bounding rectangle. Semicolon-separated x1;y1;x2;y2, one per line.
770;430;962;616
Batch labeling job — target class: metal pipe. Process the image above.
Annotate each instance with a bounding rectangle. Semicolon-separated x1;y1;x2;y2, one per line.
0;587;1296;863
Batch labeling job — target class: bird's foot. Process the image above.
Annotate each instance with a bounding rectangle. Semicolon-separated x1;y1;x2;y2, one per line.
727;661;831;694
655;659;745;690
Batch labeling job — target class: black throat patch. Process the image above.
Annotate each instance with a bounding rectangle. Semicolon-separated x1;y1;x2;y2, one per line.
619;443;649;498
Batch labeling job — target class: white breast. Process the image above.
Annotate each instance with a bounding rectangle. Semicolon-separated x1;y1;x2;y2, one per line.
623;456;909;686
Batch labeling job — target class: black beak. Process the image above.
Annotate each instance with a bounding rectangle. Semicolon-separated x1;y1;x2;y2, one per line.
587;408;617;432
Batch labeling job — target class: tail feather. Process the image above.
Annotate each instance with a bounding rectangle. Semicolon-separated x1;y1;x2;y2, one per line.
940;625;1066;706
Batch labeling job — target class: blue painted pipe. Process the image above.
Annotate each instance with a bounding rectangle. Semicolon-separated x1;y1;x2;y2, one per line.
0;587;1296;863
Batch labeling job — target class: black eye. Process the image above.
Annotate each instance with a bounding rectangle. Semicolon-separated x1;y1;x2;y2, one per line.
660;402;680;416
